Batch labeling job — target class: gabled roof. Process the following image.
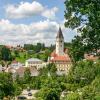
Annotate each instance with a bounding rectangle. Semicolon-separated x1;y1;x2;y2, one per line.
26;58;43;62
56;27;64;39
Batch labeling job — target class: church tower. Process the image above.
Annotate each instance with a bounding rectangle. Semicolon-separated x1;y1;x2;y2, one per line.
56;27;64;55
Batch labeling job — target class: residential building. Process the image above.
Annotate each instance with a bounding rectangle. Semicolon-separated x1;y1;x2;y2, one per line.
25;58;46;69
9;60;23;69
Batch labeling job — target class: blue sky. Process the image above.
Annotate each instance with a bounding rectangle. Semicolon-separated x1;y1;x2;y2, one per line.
0;0;76;46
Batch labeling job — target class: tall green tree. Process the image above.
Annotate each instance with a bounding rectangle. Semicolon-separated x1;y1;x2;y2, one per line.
64;0;100;61
1;46;12;61
24;68;31;83
69;36;84;62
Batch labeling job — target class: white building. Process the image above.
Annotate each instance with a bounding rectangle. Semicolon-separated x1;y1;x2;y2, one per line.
9;60;23;69
49;27;72;74
25;58;46;69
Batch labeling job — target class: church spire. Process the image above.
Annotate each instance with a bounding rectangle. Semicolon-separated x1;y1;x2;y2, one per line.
56;27;64;55
56;27;64;39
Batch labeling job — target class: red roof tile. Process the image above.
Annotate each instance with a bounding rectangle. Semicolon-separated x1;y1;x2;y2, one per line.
12;60;18;64
50;48;71;62
84;54;98;61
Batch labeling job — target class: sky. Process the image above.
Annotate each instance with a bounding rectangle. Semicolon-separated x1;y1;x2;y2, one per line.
0;0;76;46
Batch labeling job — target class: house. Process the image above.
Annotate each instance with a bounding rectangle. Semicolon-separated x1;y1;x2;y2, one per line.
25;58;46;70
7;66;39;77
84;53;99;61
16;67;39;77
9;60;23;69
48;27;72;74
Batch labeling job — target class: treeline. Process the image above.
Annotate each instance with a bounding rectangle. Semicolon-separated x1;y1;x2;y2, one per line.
24;43;45;53
24;43;55;53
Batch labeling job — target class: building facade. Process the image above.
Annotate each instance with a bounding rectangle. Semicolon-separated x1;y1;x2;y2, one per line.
25;58;46;70
49;27;72;74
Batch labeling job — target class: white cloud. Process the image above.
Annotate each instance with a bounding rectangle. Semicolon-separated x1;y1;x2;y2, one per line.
6;1;44;19
6;1;58;19
42;7;58;19
0;19;76;46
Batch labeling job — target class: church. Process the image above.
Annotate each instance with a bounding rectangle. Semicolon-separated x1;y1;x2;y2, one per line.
48;27;72;74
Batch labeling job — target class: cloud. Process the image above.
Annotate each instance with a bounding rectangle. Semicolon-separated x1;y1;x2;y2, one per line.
6;1;58;19
42;7;58;19
6;1;44;19
0;19;76;46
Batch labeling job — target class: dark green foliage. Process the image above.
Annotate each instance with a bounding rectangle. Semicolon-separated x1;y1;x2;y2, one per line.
47;63;57;74
14;50;19;57
36;88;60;100
1;46;13;61
69;36;84;62
24;68;31;83
0;73;15;99
64;0;100;61
73;61;95;85
24;43;45;53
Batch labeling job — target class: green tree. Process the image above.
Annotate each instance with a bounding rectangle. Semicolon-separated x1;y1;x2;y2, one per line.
14;50;19;57
48;63;57;72
81;86;95;99
0;73;15;99
24;68;31;83
36;88;60;100
1;46;12;61
73;60;95;85
47;63;57;77
69;36;84;62
64;0;100;61
64;92;80;100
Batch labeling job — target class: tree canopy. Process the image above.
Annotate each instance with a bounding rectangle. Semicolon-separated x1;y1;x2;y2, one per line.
64;0;100;61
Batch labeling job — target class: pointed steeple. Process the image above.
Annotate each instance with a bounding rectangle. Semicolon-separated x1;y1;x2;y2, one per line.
56;27;64;39
56;27;64;55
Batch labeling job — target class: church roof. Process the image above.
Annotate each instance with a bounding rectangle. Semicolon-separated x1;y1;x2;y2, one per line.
56;27;64;39
50;49;71;62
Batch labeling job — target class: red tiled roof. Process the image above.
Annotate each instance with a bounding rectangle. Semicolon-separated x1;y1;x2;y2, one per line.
84;54;98;61
50;49;71;62
16;67;25;75
12;60;18;64
5;45;13;49
51;50;57;57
